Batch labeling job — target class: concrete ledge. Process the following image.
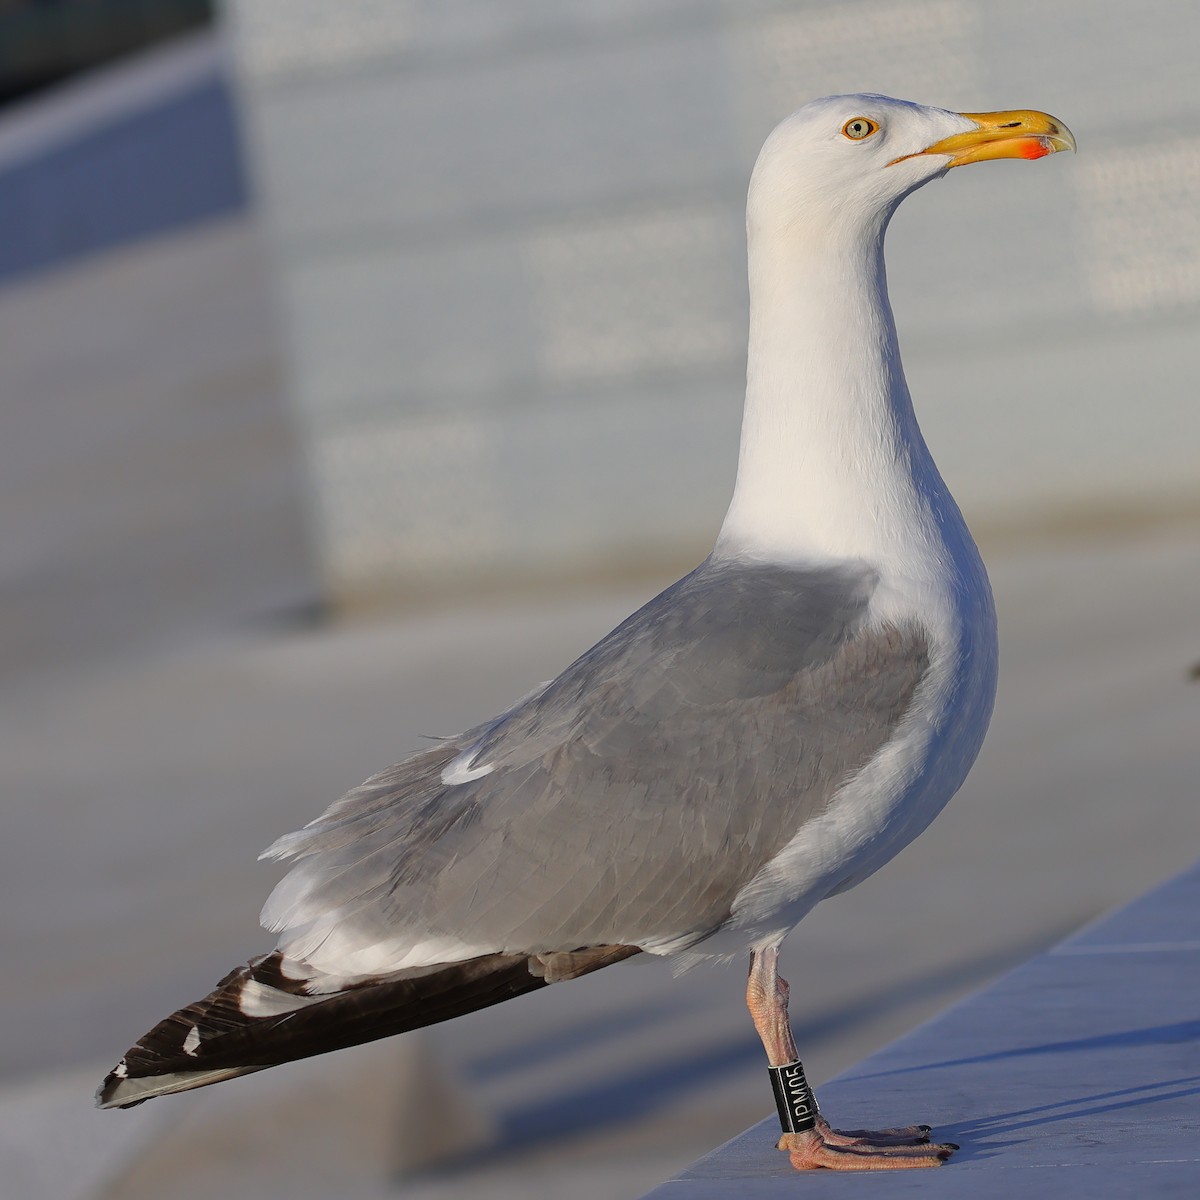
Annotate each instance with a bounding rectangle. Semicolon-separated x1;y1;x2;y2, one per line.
644;859;1200;1197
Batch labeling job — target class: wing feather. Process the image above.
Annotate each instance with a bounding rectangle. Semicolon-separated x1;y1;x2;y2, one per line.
261;557;929;983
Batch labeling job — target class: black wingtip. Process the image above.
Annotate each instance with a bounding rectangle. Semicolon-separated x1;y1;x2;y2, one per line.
95;945;641;1109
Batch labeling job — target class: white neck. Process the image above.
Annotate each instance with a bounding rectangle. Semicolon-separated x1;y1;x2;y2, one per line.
716;209;960;582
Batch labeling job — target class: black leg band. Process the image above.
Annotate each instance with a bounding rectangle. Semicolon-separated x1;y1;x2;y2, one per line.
768;1060;818;1133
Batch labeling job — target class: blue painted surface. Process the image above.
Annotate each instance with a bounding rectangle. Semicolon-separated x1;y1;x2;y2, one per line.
644;860;1200;1197
0;74;247;286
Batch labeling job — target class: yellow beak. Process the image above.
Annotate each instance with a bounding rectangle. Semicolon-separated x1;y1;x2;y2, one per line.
894;109;1077;168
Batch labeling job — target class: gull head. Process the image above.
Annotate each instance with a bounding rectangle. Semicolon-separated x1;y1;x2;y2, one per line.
748;93;1075;237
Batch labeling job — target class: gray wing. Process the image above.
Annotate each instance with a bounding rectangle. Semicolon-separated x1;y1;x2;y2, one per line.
261;557;929;975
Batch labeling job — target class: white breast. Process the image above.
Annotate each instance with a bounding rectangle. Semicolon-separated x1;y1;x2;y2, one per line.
705;534;998;958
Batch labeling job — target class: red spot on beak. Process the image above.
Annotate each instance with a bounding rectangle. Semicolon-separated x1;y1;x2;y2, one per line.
1019;138;1051;160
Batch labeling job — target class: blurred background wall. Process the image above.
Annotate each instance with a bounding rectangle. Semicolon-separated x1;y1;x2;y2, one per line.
0;1;316;674
2;0;1196;667
224;0;1200;602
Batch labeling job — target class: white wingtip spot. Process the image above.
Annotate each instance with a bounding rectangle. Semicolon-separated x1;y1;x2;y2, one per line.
440;750;495;786
182;1025;201;1057
237;978;323;1018
113;1060;128;1079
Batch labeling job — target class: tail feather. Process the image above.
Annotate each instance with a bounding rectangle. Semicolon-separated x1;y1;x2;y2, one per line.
96;945;638;1109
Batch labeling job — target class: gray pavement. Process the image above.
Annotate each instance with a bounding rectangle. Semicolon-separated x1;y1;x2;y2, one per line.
3;526;1199;1197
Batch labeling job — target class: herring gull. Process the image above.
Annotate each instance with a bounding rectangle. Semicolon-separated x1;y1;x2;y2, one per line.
98;93;1074;1171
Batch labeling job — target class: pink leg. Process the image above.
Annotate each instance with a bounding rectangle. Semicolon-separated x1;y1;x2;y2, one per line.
746;948;958;1171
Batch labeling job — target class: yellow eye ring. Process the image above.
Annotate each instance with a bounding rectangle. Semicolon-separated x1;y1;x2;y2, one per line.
842;117;880;141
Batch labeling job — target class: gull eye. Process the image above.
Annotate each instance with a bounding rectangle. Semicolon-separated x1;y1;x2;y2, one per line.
842;117;879;141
